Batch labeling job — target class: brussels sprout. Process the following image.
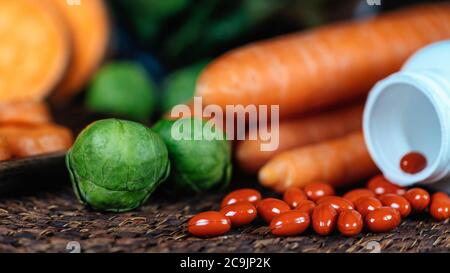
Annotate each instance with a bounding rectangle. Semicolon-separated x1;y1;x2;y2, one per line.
152;117;232;194
86;62;157;121
66;119;170;212
161;61;208;112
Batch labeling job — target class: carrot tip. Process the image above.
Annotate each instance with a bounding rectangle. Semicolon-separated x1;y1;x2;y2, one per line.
258;167;280;186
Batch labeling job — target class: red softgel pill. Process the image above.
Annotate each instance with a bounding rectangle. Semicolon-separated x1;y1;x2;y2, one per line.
257;198;290;223
220;202;257;227
221;188;262;208
400;152;427;174
188;211;231;237
270;211;310;236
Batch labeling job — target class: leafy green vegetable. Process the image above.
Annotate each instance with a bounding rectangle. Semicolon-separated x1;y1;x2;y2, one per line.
163;0;219;58
161;61;208;112
86;62;157;121
67;119;170;212
163;0;284;60
152;117;232;194
204;0;284;45
112;0;190;40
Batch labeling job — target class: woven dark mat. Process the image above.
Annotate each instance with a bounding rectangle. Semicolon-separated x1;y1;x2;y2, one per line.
0;184;449;253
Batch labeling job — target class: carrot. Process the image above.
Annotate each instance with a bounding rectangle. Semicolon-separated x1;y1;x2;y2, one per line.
196;3;450;118
0;124;73;158
0;0;70;102
0;101;52;125
0;137;12;161
236;104;363;173
259;131;379;192
49;0;110;105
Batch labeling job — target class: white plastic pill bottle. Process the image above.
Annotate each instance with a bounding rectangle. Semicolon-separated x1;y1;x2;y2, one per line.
364;40;450;192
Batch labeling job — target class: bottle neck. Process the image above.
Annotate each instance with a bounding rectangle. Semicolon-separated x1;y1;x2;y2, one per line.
410;70;450;184
364;69;450;188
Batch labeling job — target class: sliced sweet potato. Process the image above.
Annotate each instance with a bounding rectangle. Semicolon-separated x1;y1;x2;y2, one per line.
0;0;70;102
0;137;12;161
50;0;110;105
0;101;52;125
0;124;73;158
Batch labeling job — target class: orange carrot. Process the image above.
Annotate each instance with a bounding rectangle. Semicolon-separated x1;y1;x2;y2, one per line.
50;0;110;105
196;4;450;118
0;0;70;102
0;101;52;125
236;104;363;173
259;131;379;192
0;137;12;161
0;124;73;158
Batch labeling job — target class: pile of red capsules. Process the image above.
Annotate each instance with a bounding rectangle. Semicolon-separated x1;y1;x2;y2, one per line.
187;175;450;237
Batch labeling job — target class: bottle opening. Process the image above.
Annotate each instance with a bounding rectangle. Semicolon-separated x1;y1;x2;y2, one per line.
364;80;443;186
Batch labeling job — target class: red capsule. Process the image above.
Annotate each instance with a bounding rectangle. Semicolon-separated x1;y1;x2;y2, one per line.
220;202;257;227
429;192;450;221
430;201;450;221
367;175;406;196
221;188;261;208
316;196;354;213
354;196;382;218
343;188;375;203
270;211;310;236
283;187;307;209
365;207;401;233
257;198;290;223
312;203;338;236
432;192;450;201
337;210;363;237
379;194;411;218
295;200;316;216
404;188;430;213
304;182;335;202
400;151;427;174
188;211;231;237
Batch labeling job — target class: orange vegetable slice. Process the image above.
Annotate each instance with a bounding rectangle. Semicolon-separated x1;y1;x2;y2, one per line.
0;136;12;161
0;101;52;125
0;0;69;102
49;0;110;105
0;124;73;158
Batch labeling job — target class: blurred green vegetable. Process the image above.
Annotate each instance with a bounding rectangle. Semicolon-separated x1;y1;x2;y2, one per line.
164;0;284;59
67;119;170;212
204;0;285;44
152;117;232;194
163;0;219;58
112;0;190;40
86;61;157;121
111;0;337;64
161;61;209;112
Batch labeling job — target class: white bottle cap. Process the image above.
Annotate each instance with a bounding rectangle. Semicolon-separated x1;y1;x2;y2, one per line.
363;41;450;191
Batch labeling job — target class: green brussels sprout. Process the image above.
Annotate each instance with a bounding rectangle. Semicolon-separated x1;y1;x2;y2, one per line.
66;119;170;212
161;61;208;112
86;62;157;122
152;117;232;194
